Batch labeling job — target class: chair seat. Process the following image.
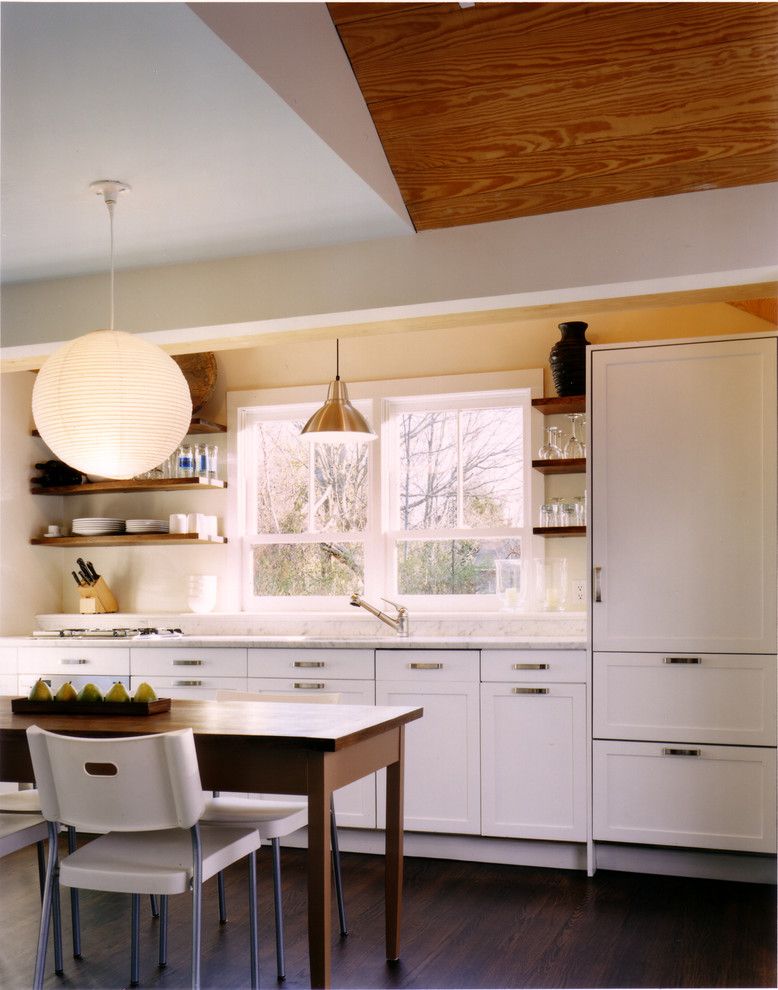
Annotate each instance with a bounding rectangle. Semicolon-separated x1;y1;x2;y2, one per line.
202;796;308;841
59;823;261;896
0;789;42;814
0;812;48;856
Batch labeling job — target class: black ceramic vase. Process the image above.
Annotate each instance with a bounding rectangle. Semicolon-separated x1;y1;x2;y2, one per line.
549;321;590;396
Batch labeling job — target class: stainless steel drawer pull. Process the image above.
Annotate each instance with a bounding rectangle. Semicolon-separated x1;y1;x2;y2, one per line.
408;662;443;670
174;680;203;687
593;566;603;603
662;747;701;757
511;663;549;670
663;656;702;665
512;687;550;695
173;659;204;666
60;658;88;665
293;661;325;668
294;681;326;690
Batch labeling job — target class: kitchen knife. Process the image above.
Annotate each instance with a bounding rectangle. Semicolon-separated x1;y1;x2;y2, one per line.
76;558;94;585
71;570;85;587
86;560;100;583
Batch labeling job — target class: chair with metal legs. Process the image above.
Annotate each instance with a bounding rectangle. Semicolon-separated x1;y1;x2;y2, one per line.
27;725;262;990
0;785;160;958
204;690;349;982
0;810;65;977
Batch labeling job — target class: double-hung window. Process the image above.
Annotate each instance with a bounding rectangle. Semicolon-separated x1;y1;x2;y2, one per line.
234;370;538;613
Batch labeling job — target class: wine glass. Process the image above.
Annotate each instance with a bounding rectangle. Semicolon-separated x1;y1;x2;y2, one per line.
538;426;563;459
563;414;586;458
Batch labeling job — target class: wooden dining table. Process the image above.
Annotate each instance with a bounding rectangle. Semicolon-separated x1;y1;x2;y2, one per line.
0;696;423;989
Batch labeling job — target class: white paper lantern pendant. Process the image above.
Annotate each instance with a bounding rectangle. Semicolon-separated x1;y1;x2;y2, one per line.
32;181;192;480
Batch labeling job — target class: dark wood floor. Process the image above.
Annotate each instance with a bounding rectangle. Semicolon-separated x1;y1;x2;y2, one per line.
0;839;775;989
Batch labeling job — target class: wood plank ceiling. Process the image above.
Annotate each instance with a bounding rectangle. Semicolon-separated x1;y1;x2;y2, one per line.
328;1;778;232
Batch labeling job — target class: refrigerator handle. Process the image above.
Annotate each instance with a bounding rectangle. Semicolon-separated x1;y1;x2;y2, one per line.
593;566;603;603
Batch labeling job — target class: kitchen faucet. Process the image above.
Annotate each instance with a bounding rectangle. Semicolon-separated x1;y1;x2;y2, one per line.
350;593;409;637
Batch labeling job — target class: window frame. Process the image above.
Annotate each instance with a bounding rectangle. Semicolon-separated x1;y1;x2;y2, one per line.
229;369;542;614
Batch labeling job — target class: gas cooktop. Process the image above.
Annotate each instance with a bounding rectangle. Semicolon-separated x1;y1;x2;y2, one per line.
32;627;184;640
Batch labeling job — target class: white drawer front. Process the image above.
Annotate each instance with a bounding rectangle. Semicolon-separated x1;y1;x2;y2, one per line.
18;647;130;677
20;673;131;696
0;647;17;676
593;739;777;854
248;648;373;680
131;647;247;678
137;675;247;700
246;677;374;702
593;652;777;745
376;649;479;682
481;650;586;683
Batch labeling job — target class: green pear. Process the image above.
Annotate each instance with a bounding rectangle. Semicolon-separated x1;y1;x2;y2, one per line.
77;683;103;704
132;681;157;703
29;679;53;702
105;681;130;703
54;682;78;703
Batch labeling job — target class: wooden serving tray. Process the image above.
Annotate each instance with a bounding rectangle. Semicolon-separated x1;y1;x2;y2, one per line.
11;698;171;716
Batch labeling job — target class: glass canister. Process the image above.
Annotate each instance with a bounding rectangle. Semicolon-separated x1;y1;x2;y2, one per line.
495;559;526;611
533;557;568;611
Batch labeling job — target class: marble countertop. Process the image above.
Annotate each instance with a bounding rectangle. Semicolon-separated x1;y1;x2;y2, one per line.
2;634;586;650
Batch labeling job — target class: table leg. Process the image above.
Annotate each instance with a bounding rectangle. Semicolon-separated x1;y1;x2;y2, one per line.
308;753;332;989
385;724;405;961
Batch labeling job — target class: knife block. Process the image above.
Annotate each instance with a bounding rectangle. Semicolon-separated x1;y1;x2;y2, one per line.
78;577;118;614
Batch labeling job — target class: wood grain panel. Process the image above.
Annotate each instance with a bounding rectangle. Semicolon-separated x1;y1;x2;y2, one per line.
328;1;778;229
409;157;778;230
332;2;778;104
728;298;778;326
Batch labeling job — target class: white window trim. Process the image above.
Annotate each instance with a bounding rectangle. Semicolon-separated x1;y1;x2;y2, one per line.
227;369;543;615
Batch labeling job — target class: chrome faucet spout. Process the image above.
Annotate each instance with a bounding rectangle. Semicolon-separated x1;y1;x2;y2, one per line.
350;593;410;637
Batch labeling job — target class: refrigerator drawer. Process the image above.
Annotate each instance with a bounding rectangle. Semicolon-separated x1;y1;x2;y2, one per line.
593;739;777;854
593;652;777;745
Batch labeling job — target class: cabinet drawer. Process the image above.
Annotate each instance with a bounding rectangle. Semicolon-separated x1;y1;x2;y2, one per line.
0;647;17;676
593;739;777;854
18;647;130;677
593;652;777;746
376;650;479;682
248;648;373;680
131;647;246;678
481;650;586;683
246;677;374;703
138;675;247;700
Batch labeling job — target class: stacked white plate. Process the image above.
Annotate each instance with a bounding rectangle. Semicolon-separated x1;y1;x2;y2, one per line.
125;519;169;534
72;517;125;535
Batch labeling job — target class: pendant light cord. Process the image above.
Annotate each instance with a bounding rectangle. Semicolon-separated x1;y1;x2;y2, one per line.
335;338;340;381
107;198;115;331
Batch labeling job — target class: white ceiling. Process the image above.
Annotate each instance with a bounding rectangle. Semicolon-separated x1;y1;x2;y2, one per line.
0;2;412;285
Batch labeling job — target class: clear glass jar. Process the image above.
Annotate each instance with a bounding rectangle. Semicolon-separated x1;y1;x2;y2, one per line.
177;444;194;478
206;444;219;481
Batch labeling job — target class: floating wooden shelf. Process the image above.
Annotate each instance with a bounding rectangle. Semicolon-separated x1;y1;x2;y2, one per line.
532;458;586;475
31;477;227;496
533;526;586;537
33;417;226;439
532;396;586;415
31;534;227;547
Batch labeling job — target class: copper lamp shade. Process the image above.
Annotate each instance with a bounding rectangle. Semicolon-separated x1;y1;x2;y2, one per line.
300;341;376;443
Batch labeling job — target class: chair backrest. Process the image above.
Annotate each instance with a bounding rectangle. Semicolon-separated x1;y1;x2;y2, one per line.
27;726;205;833
216;690;341;705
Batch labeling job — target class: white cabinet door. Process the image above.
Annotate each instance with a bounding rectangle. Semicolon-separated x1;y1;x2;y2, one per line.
593;652;777;746
593;740;777;853
590;336;777;654
246;676;376;829
481;683;587;842
375;677;481;834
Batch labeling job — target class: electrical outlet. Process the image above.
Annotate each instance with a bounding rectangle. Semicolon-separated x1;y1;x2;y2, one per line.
573;580;586;604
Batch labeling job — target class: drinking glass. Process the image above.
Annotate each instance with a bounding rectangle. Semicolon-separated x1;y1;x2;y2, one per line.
495;559;525;611
206;444;219;481
538;426;563;460
563;414;586;458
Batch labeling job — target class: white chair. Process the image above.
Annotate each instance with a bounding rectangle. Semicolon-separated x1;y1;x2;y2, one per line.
0;810;65;977
204;690;348;982
0;786;162;958
27;725;263;990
